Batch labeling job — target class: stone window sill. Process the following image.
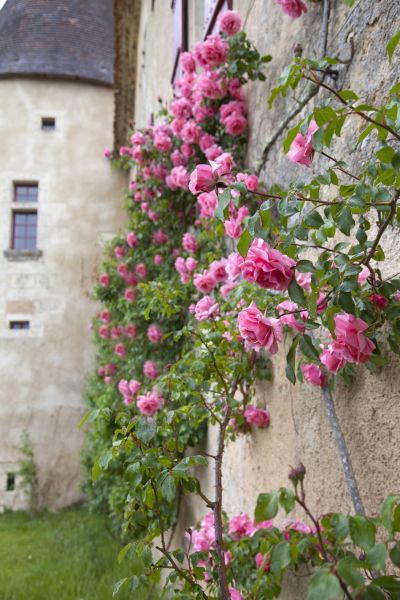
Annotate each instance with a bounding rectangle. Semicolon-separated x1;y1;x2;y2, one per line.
3;249;43;261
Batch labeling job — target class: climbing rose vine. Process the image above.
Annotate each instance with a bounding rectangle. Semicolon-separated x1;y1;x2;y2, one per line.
83;7;400;599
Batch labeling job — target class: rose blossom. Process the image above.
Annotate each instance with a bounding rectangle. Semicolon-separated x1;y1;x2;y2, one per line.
277;0;308;18
193;270;218;293
111;326;123;339
179;51;196;73
189;164;219;195
209;259;227;282
147;324;162;343
136;389;165;416
371;294;389;310
128;379;141;394
98;325;109;339
114;343;126;358
135;263;147;278
218;10;241;35
126;232;138;248
143;360;159;379
277;300;305;333
123;287;135;303
182;233;198;254
124;324;137;338
97;367;105;377
301;363;327;387
224;217;242;239
153;229;169;244
154;254;163;265
194;296;220;321
229;589;244;600
98;273;110;287
287;120;319;167
226;252;244;280
224;112;248;136
320;342;347;373
334;313;375;364
114;245;126;260
197;191;218;217
244;404;270;428
358;266;370;286
220;281;238;298
99;310;112;323
229;514;253;539
241;238;295;291
295;271;312;292
256;553;271;573
196;34;229;67
238;302;283;353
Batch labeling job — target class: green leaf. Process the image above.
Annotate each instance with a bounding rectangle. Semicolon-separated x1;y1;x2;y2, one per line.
255;490;279;521
307;570;341;600
299;334;320;361
380;494;400;538
338;291;356;314
360;584;387;600
337;206;355;235
160;474;176;502
349;515;376;551
390;541;400;567
376;146;395;163
284;122;301;154
215;188;231;220
279;487;295;513
237;229;251;257
387;30;400;63
336;556;365;590
270;541;291;574
304;210;324;228
285;335;299;385
136;416;157;443
374;576;400;593
296;260;315;273
113;578;128;597
118;543;132;563
288;279;306;305
366;544;388;571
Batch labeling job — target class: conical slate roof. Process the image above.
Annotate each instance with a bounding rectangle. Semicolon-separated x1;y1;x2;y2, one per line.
0;0;115;85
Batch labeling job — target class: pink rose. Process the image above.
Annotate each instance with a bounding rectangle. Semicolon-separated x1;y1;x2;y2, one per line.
209;259;227;282
220;281;238;298
182;233;198;253
277;0;308;18
320;342;347;373
238;302;283;353
224;218;242;239
128;379;141;394
301;363;327;387
371;294;389;310
126;232;138;248
154;254;163;265
287;120;318;167
193;271;218;293
98;325;109;339
99;273;110;287
194;296;220;321
114;343;126;358
185;257;198;272
196;34;229;67
147;324;162;343
179;51;196;73
197;191;218;218
124;288;136;303
124;324;137;338
218;10;242;36
229;589;244;600
136;389;164;416
135;263;147;278
256;553;271;573
224;112;248;136
277;300;305;333
334;313;375;364
143;360;159;379
244;404;270;427
189;164;219;195
229;513;253;539
153;229;169;245
295;271;312;292
99;310;112;323
226;252;244;280
358;266;370;286
130;132;145;145
103;147;112;158
114;245;126;259
241;238;295;291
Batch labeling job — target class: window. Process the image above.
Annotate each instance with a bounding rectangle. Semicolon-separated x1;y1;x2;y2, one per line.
171;0;188;84
6;473;15;491
41;117;55;131
12;211;37;250
9;321;30;330
14;183;38;203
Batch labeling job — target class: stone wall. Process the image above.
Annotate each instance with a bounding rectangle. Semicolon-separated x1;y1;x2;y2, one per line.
0;79;127;510
133;1;400;596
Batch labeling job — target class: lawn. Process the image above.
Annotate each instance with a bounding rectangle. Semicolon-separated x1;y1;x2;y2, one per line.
0;507;153;600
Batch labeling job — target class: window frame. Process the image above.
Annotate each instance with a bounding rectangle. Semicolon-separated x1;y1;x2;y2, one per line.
13;182;39;203
9;321;30;330
41;117;56;131
11;210;38;251
171;0;189;84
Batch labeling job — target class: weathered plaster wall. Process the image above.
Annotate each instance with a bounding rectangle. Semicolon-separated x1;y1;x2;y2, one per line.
134;1;400;596
0;79;127;510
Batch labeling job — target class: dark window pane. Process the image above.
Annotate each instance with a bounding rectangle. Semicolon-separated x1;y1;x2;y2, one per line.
9;321;30;330
42;117;55;130
6;473;15;491
12;211;38;250
14;184;38;202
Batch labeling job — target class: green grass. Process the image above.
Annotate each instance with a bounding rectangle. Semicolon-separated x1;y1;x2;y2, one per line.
0;506;149;600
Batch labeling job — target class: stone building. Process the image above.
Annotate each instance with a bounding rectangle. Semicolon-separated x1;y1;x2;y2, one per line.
125;1;400;596
0;0;127;510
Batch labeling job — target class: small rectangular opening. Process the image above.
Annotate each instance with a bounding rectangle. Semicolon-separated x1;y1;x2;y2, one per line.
6;473;15;491
11;210;38;250
41;117;55;131
14;183;38;203
9;321;30;330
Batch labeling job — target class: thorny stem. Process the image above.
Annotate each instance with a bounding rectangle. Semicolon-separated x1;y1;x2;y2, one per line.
320;150;360;181
362;190;400;266
304;74;400;142
156;545;209;599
